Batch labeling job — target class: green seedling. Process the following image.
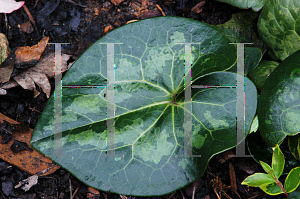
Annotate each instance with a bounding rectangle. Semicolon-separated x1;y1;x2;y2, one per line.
241;144;300;197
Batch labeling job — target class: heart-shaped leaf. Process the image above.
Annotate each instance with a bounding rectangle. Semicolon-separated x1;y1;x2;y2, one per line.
258;50;300;147
30;17;257;196
257;0;300;61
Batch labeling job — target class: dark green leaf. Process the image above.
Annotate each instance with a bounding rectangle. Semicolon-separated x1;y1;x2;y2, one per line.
289;134;300;161
257;0;300;61
288;183;300;198
30;17;257;196
258;50;300;147
226;47;262;76
214;10;266;52
247;60;279;91
213;11;263;76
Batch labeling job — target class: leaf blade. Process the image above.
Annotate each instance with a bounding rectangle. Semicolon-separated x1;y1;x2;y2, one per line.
30;16;257;196
241;173;276;187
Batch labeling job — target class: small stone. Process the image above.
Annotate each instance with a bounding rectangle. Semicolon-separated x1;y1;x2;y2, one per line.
2;181;13;196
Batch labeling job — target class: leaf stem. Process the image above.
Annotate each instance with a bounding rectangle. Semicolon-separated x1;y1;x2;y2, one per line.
274;177;288;197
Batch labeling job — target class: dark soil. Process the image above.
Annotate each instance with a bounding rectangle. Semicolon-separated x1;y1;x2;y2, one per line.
0;0;288;198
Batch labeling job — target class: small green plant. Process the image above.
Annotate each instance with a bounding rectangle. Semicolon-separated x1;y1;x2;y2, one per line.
241;144;300;197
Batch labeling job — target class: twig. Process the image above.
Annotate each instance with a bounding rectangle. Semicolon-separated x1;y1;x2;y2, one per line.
0;126;12;134
22;5;36;26
191;0;205;13
34;0;39;8
29;107;42;113
4;13;8;35
192;184;195;199
127;20;138;24
0;189;6;199
230;187;241;198
262;49;267;56
65;0;87;7
206;170;216;178
168;191;176;199
180;190;186;199
121;15;127;24
155;4;166;16
71;186;80;199
69;179;72;199
222;190;232;199
248;193;264;199
229;162;237;195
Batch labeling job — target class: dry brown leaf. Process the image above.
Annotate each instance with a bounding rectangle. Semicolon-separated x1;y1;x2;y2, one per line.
87;187;100;198
23;52;72;78
13;70;47;98
104;25;113;34
1;52;72;98
0;53;15;83
0;33;10;64
139;9;161;19
0;78;19;89
0;33;13;84
15;37;49;66
18;21;34;34
0;112;60;176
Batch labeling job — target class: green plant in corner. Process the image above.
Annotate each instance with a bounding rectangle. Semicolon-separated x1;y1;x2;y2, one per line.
241;144;300;197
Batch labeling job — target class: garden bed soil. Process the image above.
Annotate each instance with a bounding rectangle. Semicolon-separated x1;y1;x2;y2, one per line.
0;0;288;198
